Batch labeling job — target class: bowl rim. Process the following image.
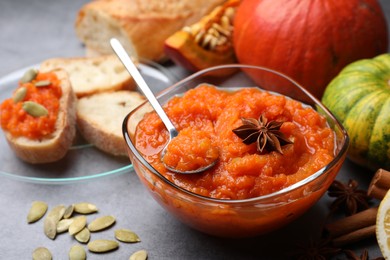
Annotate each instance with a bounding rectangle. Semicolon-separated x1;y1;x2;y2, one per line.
123;64;350;204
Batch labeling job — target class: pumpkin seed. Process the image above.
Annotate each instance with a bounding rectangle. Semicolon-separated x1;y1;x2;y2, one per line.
56;218;74;233
44;205;65;239
27;201;48;223
44;217;57;240
69;245;86;260
69;216;87;236
13;87;27;103
75;227;90;243
22;101;48;117
217;36;228;46
32;247;52;260
207;27;220;37
224;7;235;19
35;80;51;87
115;229;141;243
88;215;116;232
212;22;231;36
209;36;219;51
221;15;231;29
201;34;213;48
129;250;148;260
47;204;66;220
63;204;75;219
194;30;205;43
87;239;119;253
21;68;38;83
74;202;98;214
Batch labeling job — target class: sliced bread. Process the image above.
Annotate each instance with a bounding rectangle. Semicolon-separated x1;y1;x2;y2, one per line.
76;90;145;156
3;69;77;164
40;55;135;98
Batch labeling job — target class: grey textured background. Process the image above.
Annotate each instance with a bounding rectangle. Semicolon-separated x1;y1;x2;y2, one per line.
0;0;389;259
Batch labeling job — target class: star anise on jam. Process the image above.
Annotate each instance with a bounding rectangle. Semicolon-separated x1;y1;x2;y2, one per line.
327;179;371;216
232;114;293;154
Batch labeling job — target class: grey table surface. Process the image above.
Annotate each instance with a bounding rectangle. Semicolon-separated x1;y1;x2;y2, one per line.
0;1;389;259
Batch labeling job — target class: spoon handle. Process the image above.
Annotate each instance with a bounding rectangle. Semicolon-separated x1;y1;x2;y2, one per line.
110;38;178;137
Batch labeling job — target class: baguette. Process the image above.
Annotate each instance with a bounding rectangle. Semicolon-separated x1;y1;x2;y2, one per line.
40;55;135;98
1;69;77;164
76;90;145;156
75;0;226;61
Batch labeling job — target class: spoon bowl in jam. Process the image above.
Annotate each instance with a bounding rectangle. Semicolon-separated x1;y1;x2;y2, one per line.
110;38;218;174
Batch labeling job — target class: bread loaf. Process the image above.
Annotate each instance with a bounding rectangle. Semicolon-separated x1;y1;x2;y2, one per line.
75;0;226;61
40;55;135;98
76;90;145;156
1;69;77;164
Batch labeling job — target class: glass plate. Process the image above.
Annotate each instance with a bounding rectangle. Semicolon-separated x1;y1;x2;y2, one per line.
0;60;176;184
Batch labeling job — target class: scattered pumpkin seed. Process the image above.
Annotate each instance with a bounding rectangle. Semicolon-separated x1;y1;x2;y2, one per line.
69;245;86;260
63;204;75;219
22;101;48;117
88;215;116;232
13;87;27;103
44;217;57;240
56;218;74;233
74;202;98;214
34;80;51;87
32;247;52;260
28;202;143;258
69;216;87;236
129;250;148;260
75;227;90;243
87;239;119;253
21;68;38;83
44;205;66;239
47;204;66;220
27;201;48;224
115;229;140;243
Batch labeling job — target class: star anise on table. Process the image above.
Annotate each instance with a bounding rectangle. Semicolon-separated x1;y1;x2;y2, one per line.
289;238;341;260
327;179;371;216
232;114;293;154
343;249;385;260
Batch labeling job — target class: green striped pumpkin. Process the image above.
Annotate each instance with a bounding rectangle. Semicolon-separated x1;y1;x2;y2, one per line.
322;53;390;171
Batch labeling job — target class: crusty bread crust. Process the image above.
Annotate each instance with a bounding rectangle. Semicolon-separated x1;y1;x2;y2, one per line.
76;90;145;156
75;0;226;61
40;55;136;98
4;69;77;164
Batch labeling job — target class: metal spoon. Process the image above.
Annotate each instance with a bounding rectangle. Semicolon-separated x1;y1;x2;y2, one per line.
110;38;217;174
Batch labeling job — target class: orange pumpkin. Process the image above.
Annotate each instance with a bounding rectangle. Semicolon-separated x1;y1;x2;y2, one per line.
233;0;388;98
164;0;240;73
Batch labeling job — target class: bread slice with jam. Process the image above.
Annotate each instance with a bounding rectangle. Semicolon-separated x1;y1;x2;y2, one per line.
0;68;77;163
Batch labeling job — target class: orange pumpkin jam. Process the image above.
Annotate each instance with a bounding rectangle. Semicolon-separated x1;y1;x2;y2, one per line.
0;72;62;139
163;128;220;172
135;85;335;200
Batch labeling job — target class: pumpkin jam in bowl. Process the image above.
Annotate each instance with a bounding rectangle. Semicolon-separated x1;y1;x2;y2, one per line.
123;65;349;238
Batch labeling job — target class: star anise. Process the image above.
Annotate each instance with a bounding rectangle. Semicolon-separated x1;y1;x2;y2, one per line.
232;114;293;154
327;179;371;216
343;249;385;260
289;237;341;260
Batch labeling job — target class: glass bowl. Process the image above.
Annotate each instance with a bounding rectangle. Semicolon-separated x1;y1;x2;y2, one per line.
123;64;349;238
